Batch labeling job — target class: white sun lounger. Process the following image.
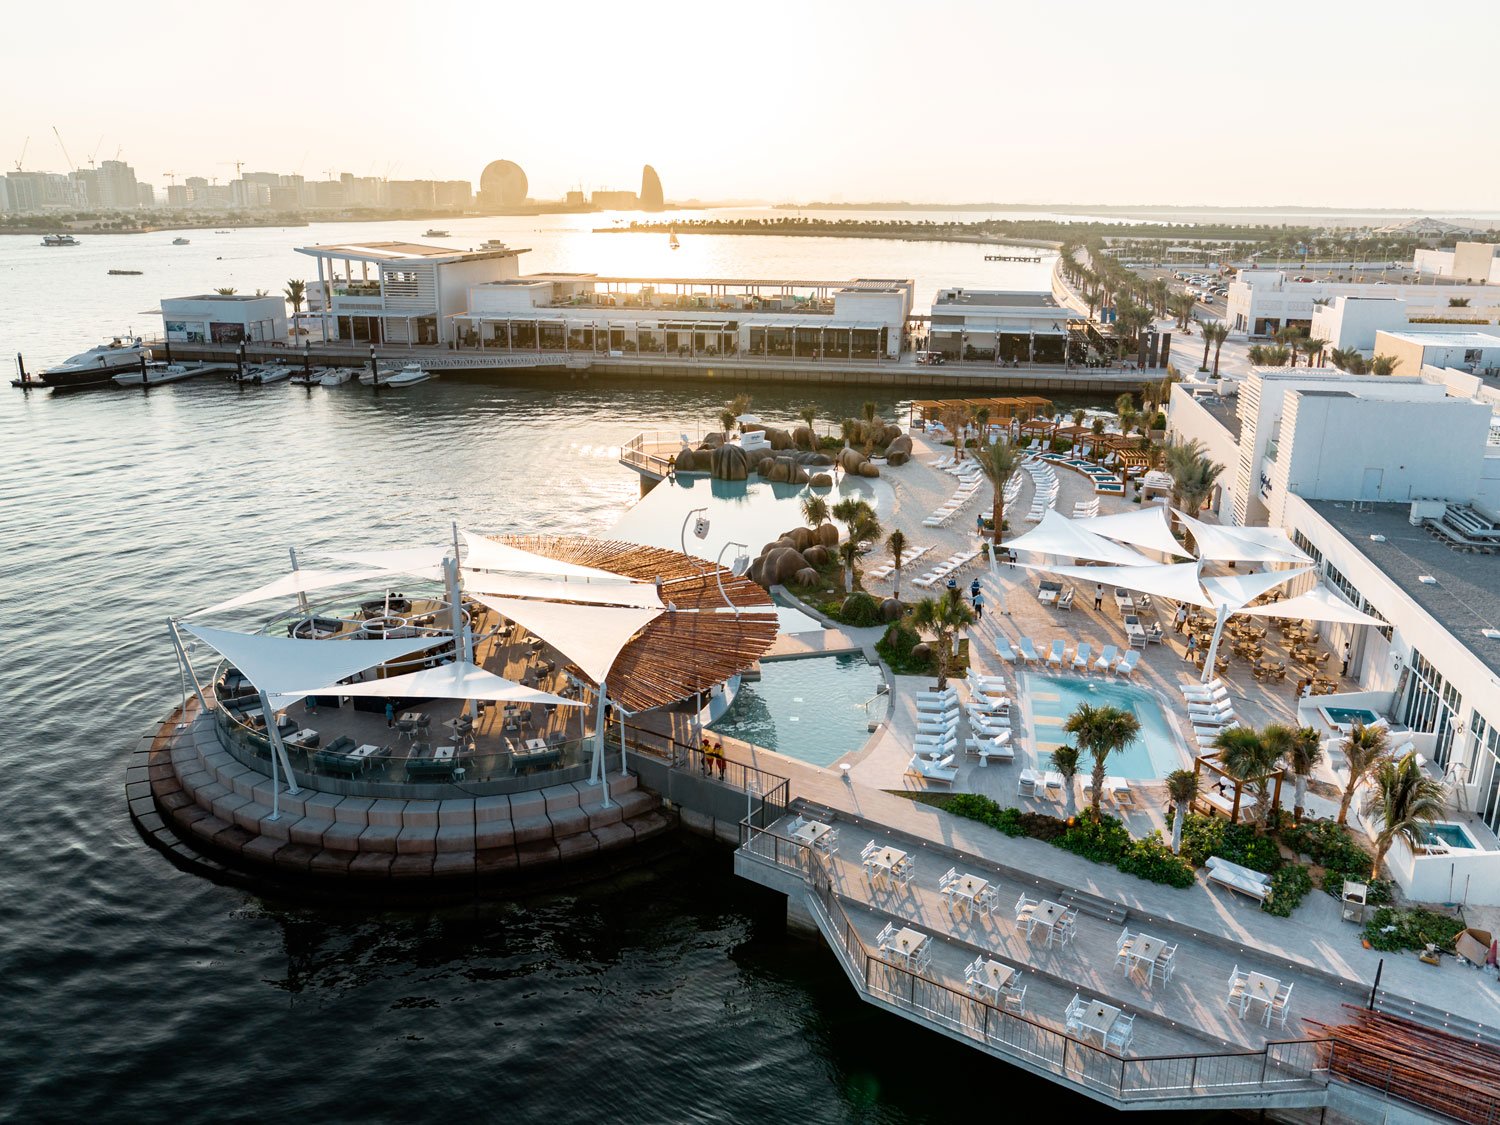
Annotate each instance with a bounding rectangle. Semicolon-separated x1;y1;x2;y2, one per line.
1019;637;1039;664
1046;640;1066;667
908;754;958;784
995;636;1018;662
1094;645;1119;673
1106;776;1134;805
1072;642;1093;671
1115;651;1140;676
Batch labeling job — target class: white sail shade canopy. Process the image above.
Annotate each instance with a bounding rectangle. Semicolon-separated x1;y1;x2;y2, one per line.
1021;561;1216;607
188;568;396;617
461;531;631;582
327;546;448;581
182;623;446;703
470;593;662;684
462;569;664;609
1178;512;1311;564
1238;585;1390;626
1202;568;1311;611
1071;507;1193;559
284;659;581;707
1005;510;1154;567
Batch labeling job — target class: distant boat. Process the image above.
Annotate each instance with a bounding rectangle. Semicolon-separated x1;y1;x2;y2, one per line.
424;228;450;238
172;237;191;245
480;239;508;250
214;229;232;234
40;336;151;388
318;367;355;386
669;229;680;250
107;269;143;276
113;362;229;387
360;362;433;387
239;364;292;384
42;234;80;247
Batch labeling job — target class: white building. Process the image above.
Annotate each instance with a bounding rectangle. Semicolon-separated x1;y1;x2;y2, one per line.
161;294;287;345
927;288;1074;363
1372;330;1500;377
1414;241;1500;283
449;275;915;360
295;241;528;346
1309;296;1408;352
1225;270;1497;337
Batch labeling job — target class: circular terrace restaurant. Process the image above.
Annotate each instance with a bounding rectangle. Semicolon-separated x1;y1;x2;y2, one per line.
140;531;778;881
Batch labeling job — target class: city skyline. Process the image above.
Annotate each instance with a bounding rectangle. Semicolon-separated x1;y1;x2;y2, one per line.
3;0;1499;210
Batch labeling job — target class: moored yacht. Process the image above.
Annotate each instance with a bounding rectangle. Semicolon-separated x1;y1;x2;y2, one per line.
40;337;153;388
238;363;293;384
42;233;80;247
113;362;230;387
424;228;450;238
359;362;433;387
318;367;355;386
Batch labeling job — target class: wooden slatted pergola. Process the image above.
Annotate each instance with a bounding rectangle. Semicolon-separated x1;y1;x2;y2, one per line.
493;535;779;714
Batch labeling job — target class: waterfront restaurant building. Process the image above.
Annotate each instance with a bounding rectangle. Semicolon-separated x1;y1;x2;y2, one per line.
160;294;288;345
926;288;1075;363
448;275;915;360
295;241;529;347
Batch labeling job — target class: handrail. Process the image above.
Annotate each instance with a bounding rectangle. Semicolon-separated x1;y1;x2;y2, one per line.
738;823;1331;1104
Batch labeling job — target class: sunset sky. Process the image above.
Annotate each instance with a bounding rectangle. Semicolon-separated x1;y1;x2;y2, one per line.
4;0;1497;210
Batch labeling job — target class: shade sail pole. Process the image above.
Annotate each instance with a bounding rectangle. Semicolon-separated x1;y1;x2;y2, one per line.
257;689;301;819
592;684;614;807
288;546;308;614
1201;603;1230;684
168;617;209;713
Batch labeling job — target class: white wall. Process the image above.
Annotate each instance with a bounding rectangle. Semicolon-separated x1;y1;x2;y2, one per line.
1414;248;1454;277
834;288;908;356
1385;836;1500;907
1310;296;1407;351
467;282;553;315
1376;331;1500;376
1165;385;1240;519
160;295;287;342
1228;269;1499;336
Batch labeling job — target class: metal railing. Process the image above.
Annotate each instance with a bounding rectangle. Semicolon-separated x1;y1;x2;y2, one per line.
619;431;679;476
738;823;1331;1107
623;720;791;825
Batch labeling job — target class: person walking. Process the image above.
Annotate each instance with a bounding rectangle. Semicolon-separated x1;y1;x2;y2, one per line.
946;575;959;603
970;577;981;601
385;701;395;728
304;695;318;716
972;590;984;620
1341;643;1350;677
1184;633;1198;663
1174;604;1188;633
715;747;727;780
1094;583;1104;611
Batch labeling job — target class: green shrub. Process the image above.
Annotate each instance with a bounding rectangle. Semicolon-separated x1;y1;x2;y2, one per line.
1261;864;1313;916
1055;815;1131;864
875;622;926;675
1362;907;1466;952
1178;813;1226;867
839;591;881;627
1118;832;1196;888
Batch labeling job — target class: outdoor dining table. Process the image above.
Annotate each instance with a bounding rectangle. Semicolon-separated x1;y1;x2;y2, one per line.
975;959;1015;996
947;874;989;914
791;819;833;848
867;846;908;883
1080;1000;1121;1044
1128;933;1165;976
1242;972;1280;1019
1029;900;1064;940
350;743;383;763
1124;617;1147;647
284;728;320;751
1114;589;1135;614
884;926;929;968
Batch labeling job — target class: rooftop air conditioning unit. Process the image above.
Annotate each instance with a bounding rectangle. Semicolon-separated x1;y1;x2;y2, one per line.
1418;575;1438;584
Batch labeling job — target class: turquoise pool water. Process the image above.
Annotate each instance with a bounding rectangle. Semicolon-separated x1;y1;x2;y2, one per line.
1321;706;1382;730
1027;673;1185;780
611;473;892;564
1426;822;1479;849
710;653;884;767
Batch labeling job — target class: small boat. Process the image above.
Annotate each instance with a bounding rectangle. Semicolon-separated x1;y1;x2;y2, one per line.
214;229;232;234
113;362;228;387
480;239;508;250
318;367;355;386
239;363;293;384
669;229;680;250
172;236;191;245
107;269;143;276
289;369;319;386
424;228;451;237
360;362;433;387
42;234;80;247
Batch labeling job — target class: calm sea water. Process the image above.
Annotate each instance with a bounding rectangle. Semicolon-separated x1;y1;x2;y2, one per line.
0;225;1203;1120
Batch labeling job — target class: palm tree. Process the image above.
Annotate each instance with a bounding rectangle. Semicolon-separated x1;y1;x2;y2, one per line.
1369;354;1400;376
1213;726;1281;833
214;287;237;296
1337;722;1391;826
1150;278;1171;318
1366;753;1447;878
886;529;908;600
1166;439;1224;522
909;595;975;690
940;406;966;461
1284;726;1323;823
975;438;1021;546
801;494;829;530
1053;745;1082;820
1275;326;1304;360
1071;407;1086;428
1199;320;1215;370
831;497;879;592
1166;769;1199;854
1064;703;1142;820
1169;292;1197;331
861;401;878;429
799;405;817;440
1201;321;1230;377
1301;336;1329;368
283;279;307;324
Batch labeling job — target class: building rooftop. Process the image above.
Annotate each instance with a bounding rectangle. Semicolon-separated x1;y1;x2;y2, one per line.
1384;331;1500;349
935;289;1060;308
1307;499;1500;678
295;241;526;264
167;293;277;303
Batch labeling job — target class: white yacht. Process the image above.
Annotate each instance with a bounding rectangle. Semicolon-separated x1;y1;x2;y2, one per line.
318;367;355;386
424;228;450;238
359;362;433;387
240;364;293;384
113;362;229;387
172;237;191;245
40;337;152;388
42;233;80;247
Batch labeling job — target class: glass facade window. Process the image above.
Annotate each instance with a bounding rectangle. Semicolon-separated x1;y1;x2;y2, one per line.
1476;716;1500;833
1402;648;1462;768
1292;530;1323;568
1325;562;1360;608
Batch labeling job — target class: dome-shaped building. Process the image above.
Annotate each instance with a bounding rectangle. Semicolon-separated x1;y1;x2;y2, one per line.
639;164;664;211
478;160;529;210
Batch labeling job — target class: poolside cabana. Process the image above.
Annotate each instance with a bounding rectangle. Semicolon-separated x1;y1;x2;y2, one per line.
1192;751;1285;825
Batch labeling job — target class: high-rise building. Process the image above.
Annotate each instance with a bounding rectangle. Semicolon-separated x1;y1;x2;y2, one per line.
137;183;156;207
98;159;139;209
477;160;528;210
165;184;190;209
640;165;664;210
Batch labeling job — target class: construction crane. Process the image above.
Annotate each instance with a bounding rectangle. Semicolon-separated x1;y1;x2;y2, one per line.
51;125;76;172
13;136;27;172
86;134;104;168
222;160;245;178
162;170;178;186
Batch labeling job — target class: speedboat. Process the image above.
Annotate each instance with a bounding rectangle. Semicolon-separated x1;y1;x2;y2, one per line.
318;367;354;386
42;233;80;246
40;337;152;388
241;364;293;384
289;368;319;386
385;362;434;387
172;237;191;245
114;362;227;387
480;239;508;250
424;228;450;237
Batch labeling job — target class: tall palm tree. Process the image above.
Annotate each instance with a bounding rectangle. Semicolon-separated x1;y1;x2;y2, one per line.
1201;321;1231;377
975;438;1021;546
801;494;829;530
214;287;237;296
1200;320;1215;370
1275;326;1304;360
831;497;879;592
909;595;975;690
1053;745;1082;820
1337;722;1391;826
1169;293;1197;331
1064;703;1142;820
799;405;817;441
1301;336;1329;368
1274;725;1322;824
1365;753;1447;878
1166;768;1199;854
940;406;967;461
1213;726;1281;832
1369;354;1400;376
718;406;738;434
283;278;307;318
861;401;878;429
1071;407;1087;428
886;529;908;599
1166;439;1224;522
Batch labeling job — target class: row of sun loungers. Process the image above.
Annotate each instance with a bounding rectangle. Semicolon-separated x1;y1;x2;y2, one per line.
1023;461;1059;522
911;547;982;588
922;463;986;526
865;544;931;583
1180;677;1241;748
992;633;1139;675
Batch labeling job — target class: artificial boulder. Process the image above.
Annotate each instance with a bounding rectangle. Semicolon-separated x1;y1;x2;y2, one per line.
802;452;834;467
885;450;909;467
881;597;903;622
802;544;830;568
857;461;881;478
793;567;820;587
809;472;833;489
711;444;749;481
911;642;932;664
836;447;867;474
792;425;815;451
787;527;816;551
763;547;807;586
763;426;793;450
815;523;840;549
880;423;903;446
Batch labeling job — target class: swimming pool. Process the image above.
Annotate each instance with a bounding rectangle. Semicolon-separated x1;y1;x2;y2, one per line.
611;474;892;564
710;653;884;768
1320;706;1382;732
1025;673;1186;780
1425;821;1479;850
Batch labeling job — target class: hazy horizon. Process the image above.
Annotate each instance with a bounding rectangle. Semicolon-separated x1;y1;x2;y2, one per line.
5;0;1498;211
